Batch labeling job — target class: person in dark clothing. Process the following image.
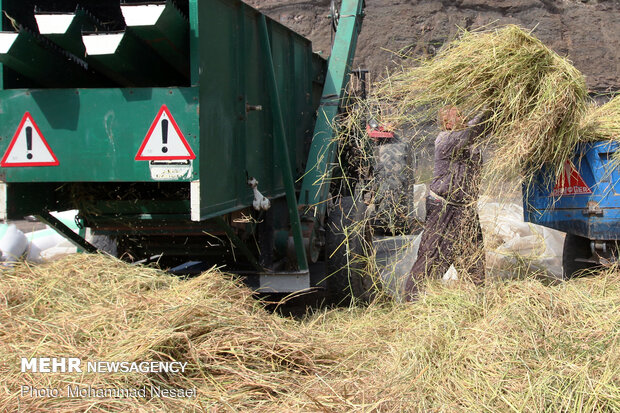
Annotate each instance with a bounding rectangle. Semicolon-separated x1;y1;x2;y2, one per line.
404;107;488;301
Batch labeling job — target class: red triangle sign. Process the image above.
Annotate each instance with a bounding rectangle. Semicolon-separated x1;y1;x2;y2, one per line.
551;160;592;197
1;112;59;167
135;105;195;161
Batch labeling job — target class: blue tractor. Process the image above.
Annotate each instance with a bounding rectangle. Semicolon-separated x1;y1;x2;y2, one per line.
524;140;620;277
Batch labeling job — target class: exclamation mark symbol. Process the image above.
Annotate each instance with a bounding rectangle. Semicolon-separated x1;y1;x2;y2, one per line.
161;119;169;154
26;126;33;160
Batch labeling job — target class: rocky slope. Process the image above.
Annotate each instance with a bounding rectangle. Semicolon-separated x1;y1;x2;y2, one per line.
246;0;620;92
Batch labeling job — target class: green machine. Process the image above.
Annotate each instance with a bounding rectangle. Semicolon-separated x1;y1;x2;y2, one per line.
0;0;365;296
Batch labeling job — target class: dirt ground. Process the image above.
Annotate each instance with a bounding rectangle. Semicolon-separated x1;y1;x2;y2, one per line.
247;0;620;92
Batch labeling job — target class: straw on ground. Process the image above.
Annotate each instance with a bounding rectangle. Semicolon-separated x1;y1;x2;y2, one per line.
1;254;618;412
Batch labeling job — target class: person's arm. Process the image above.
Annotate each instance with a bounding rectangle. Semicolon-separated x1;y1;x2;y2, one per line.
466;111;489;137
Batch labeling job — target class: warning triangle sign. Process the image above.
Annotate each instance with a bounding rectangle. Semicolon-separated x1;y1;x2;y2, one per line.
135;105;195;161
551;160;592;197
1;112;59;167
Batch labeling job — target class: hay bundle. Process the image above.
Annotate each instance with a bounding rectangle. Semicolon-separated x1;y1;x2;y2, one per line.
581;95;620;141
374;25;589;181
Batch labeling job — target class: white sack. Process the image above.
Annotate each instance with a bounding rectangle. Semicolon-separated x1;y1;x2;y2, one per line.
478;198;564;279
376;233;422;301
0;224;28;263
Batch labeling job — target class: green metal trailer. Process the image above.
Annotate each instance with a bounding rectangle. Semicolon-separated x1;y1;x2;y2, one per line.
0;0;366;297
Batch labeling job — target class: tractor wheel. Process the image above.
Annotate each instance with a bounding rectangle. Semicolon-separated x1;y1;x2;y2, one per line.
325;196;374;305
562;233;596;279
372;140;414;234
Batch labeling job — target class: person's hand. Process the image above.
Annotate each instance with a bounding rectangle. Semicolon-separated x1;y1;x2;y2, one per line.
467;109;491;127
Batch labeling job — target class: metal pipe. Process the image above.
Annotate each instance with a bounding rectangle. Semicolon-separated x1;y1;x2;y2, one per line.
258;15;309;271
35;211;98;253
298;0;365;219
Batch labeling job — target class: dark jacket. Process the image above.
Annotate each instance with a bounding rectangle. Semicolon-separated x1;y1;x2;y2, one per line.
429;113;487;204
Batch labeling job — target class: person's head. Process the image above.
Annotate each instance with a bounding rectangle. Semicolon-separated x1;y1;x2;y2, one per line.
438;106;464;131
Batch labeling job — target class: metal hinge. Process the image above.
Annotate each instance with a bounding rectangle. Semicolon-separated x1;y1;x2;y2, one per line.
582;201;603;217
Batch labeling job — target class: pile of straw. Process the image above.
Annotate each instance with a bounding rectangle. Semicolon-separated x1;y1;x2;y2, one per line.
371;25;590;181
1;255;618;411
0;255;329;411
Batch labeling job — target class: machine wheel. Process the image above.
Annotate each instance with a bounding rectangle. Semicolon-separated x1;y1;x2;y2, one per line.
372;140;414;234
325;196;374;304
562;234;596;279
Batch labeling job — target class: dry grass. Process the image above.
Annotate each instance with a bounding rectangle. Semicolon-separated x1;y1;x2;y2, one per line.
0;255;330;411
581;95;620;142
1;254;618;412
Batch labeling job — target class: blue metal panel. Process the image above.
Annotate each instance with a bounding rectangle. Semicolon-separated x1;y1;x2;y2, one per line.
524;141;620;239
